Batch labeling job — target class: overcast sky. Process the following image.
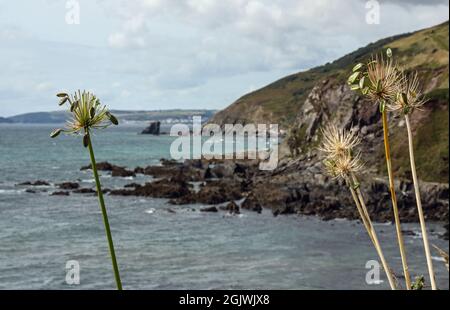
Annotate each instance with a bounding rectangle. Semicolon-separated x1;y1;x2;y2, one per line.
0;0;448;116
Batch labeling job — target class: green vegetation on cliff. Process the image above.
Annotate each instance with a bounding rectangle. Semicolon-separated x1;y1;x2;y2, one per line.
210;21;449;183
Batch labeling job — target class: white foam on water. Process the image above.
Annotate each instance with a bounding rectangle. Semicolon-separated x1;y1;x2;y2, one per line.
0;189;24;195
432;256;446;262
145;208;156;214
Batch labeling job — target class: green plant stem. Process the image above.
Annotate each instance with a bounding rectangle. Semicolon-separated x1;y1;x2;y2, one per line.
404;114;437;290
348;175;397;290
382;111;411;289
86;131;123;290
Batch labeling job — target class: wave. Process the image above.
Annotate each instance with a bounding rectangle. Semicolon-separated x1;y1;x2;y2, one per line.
0;189;25;195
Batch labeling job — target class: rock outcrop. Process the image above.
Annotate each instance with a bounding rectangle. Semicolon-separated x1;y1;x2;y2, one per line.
141;121;160;135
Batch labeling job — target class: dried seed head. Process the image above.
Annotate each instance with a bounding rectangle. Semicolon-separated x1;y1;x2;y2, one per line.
319;124;364;180
318;124;361;159
334;152;364;179
386;71;427;114
365;53;402;103
322;152;364;180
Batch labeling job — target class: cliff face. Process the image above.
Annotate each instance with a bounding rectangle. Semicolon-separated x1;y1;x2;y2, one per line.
210;22;449;183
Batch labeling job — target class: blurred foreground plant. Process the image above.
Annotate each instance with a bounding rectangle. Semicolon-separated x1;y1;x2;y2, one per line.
348;48;437;290
387;71;437;290
320;124;397;290
51;90;122;290
348;49;411;289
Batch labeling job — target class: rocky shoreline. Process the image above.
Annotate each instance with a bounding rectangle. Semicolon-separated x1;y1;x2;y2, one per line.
17;156;449;239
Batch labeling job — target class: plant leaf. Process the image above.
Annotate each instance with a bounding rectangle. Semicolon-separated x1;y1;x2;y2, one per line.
90;107;96;118
400;92;408;106
83;134;89;148
50;128;62;138
348;71;360;85
56;93;68;98
350;84;360;91
379;101;385;113
59;97;68;106
376;80;382;93
70;100;79;112
359;76;366;89
352;63;363;72
107;112;119;125
386;48;393;58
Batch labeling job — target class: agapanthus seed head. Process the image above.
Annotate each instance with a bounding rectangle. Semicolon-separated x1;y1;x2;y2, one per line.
319;124;364;180
365;53;402;103
386;71;427;114
50;90;118;141
322;152;364;180
318;124;361;159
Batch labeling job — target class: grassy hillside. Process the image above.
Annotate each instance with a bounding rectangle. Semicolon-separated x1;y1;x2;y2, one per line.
210;22;448;127
210;21;449;183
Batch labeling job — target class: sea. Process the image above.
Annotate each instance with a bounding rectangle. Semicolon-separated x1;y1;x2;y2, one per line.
0;124;448;290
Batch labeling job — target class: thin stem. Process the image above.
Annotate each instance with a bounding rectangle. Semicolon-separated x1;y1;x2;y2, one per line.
347;176;397;290
381;111;411;289
347;179;375;245
86;131;123;290
404;114;437;290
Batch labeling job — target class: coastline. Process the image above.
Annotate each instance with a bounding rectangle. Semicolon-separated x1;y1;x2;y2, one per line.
16;156;449;236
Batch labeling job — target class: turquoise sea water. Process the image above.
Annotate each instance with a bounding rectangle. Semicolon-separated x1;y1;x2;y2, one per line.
0;124;448;290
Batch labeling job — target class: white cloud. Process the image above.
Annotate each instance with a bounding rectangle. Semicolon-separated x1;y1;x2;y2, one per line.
0;0;448;116
34;82;53;92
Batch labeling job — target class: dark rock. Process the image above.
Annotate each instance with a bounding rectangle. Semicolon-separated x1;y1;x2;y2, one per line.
110;178;191;199
111;166;136;178
25;189;37;194
134;167;145;174
443;223;449;240
57;182;79;190
51;191;70;196
225;201;240;214
272;205;296;217
109;189;135;196
81;162;114;171
241;194;262;213
200;206;218;212
195;180;243;204
73;188;96;194
18;180;50;186
81;162;135;177
141;121;160;135
210;162;235;178
124;183;141;188
204;167;213;179
160;158;179;166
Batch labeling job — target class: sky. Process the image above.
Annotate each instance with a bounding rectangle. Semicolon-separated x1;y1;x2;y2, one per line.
0;0;448;117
